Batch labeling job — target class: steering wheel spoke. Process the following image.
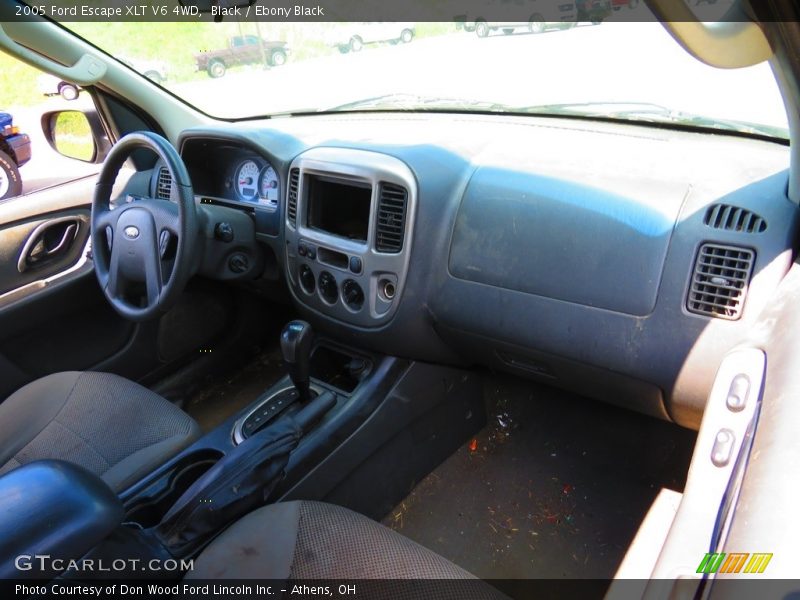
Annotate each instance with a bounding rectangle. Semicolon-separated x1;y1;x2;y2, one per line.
105;244;121;298
95;206;120;231
152;201;181;238
144;238;164;306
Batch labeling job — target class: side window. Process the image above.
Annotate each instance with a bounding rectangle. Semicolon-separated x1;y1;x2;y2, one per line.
0;51;104;202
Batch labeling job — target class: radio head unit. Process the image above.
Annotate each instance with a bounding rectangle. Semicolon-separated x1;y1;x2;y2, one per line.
285;147;416;327
306;176;372;243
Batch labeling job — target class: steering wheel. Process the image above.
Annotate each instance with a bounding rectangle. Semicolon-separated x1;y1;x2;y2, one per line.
92;132;198;322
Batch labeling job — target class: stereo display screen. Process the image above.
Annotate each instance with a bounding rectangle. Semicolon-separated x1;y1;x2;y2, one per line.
307;176;372;242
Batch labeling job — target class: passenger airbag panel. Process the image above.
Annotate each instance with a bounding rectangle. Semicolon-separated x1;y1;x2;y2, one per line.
449;167;680;315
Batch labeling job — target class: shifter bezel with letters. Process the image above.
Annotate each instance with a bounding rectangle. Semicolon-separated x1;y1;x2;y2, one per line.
285;147;418;327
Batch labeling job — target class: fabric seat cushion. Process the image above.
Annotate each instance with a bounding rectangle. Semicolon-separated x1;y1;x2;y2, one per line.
0;371;200;492
188;500;506;598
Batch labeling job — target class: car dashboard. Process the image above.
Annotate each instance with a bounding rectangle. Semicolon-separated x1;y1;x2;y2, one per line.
143;112;797;429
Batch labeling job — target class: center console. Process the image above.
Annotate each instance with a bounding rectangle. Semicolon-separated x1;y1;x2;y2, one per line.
284;147;417;327
4;318;485;575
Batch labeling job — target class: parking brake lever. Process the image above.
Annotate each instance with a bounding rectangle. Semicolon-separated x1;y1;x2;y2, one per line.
155;390;336;557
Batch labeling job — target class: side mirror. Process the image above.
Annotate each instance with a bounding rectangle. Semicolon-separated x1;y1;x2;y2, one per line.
41;109;111;164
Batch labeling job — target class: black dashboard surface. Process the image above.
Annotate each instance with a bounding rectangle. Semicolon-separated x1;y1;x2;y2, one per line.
174;113;797;428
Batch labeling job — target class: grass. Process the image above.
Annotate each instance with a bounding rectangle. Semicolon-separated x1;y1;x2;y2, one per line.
52;111;94;160
54;136;94;161
0;54;42;108
0;22;459;110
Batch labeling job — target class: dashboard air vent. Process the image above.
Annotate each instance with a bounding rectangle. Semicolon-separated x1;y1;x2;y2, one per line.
156;166;172;200
704;204;767;233
375;182;408;253
686;243;754;320
287;168;299;226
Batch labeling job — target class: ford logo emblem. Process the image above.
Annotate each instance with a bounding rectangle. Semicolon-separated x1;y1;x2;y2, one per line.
124;226;140;239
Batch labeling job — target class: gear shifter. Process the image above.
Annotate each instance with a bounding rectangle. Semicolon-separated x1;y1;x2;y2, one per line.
281;320;314;402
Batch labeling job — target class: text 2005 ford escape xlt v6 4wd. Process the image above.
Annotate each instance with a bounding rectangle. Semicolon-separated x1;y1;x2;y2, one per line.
0;0;798;598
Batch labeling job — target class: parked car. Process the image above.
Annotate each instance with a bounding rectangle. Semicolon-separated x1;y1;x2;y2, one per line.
37;56;167;101
611;0;640;9
328;22;416;53
37;73;80;101
471;20;576;37
195;35;289;78
460;1;611;37
0;110;30;200
118;56;169;84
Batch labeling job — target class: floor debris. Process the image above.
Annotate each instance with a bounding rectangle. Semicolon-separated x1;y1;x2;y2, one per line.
380;373;697;580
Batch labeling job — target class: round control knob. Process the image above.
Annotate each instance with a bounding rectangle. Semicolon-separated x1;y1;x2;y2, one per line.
299;264;315;294
214;222;234;243
228;253;249;274
318;271;338;304
342;279;364;311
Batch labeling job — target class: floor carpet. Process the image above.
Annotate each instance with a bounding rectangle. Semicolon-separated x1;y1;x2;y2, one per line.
382;373;697;583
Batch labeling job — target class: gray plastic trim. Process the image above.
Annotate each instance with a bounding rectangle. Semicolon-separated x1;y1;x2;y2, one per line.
232;383;324;445
0;238;92;308
285;147;418;327
16;216;82;274
643;348;765;589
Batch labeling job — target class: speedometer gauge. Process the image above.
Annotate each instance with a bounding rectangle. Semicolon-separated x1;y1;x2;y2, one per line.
258;164;280;209
235;160;261;202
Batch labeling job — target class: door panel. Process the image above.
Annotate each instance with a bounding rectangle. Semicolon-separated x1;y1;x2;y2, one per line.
0;209;89;295
0;173;243;401
0;274;135;398
0;175;97;309
0;176;137;399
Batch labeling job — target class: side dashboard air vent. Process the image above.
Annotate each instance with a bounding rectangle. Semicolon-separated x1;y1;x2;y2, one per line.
287;168;299;226
686;243;755;320
704;203;767;233
375;182;408;253
156;166;172;200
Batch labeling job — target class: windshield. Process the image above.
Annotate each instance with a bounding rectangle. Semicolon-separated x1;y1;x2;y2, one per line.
66;17;789;139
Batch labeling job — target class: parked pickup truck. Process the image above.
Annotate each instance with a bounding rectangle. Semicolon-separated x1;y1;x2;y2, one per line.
0;110;31;200
195;35;290;78
327;23;415;53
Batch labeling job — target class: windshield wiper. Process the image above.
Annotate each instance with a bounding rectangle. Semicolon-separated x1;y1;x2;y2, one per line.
263;94;502;117
322;93;508;113
275;96;787;142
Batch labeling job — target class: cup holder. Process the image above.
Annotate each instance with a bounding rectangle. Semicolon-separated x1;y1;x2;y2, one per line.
123;449;223;529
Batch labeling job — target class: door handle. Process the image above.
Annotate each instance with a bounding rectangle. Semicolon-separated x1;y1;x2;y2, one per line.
17;217;81;273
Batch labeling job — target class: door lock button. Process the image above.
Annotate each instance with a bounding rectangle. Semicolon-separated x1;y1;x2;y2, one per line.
726;374;750;412
711;428;736;467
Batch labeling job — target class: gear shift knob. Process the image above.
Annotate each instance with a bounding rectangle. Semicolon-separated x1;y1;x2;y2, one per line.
280;320;314;402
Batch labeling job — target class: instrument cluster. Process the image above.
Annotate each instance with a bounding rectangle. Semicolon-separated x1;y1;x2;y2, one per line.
229;157;280;210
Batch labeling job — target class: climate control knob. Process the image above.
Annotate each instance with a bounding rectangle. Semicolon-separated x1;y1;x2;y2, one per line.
299;264;315;294
318;271;338;304
342;279;364;310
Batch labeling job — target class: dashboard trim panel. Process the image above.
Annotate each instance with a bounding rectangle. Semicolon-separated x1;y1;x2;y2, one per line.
285;147;418;327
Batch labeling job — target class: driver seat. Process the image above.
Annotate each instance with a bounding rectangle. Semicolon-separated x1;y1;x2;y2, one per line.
0;371;200;492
